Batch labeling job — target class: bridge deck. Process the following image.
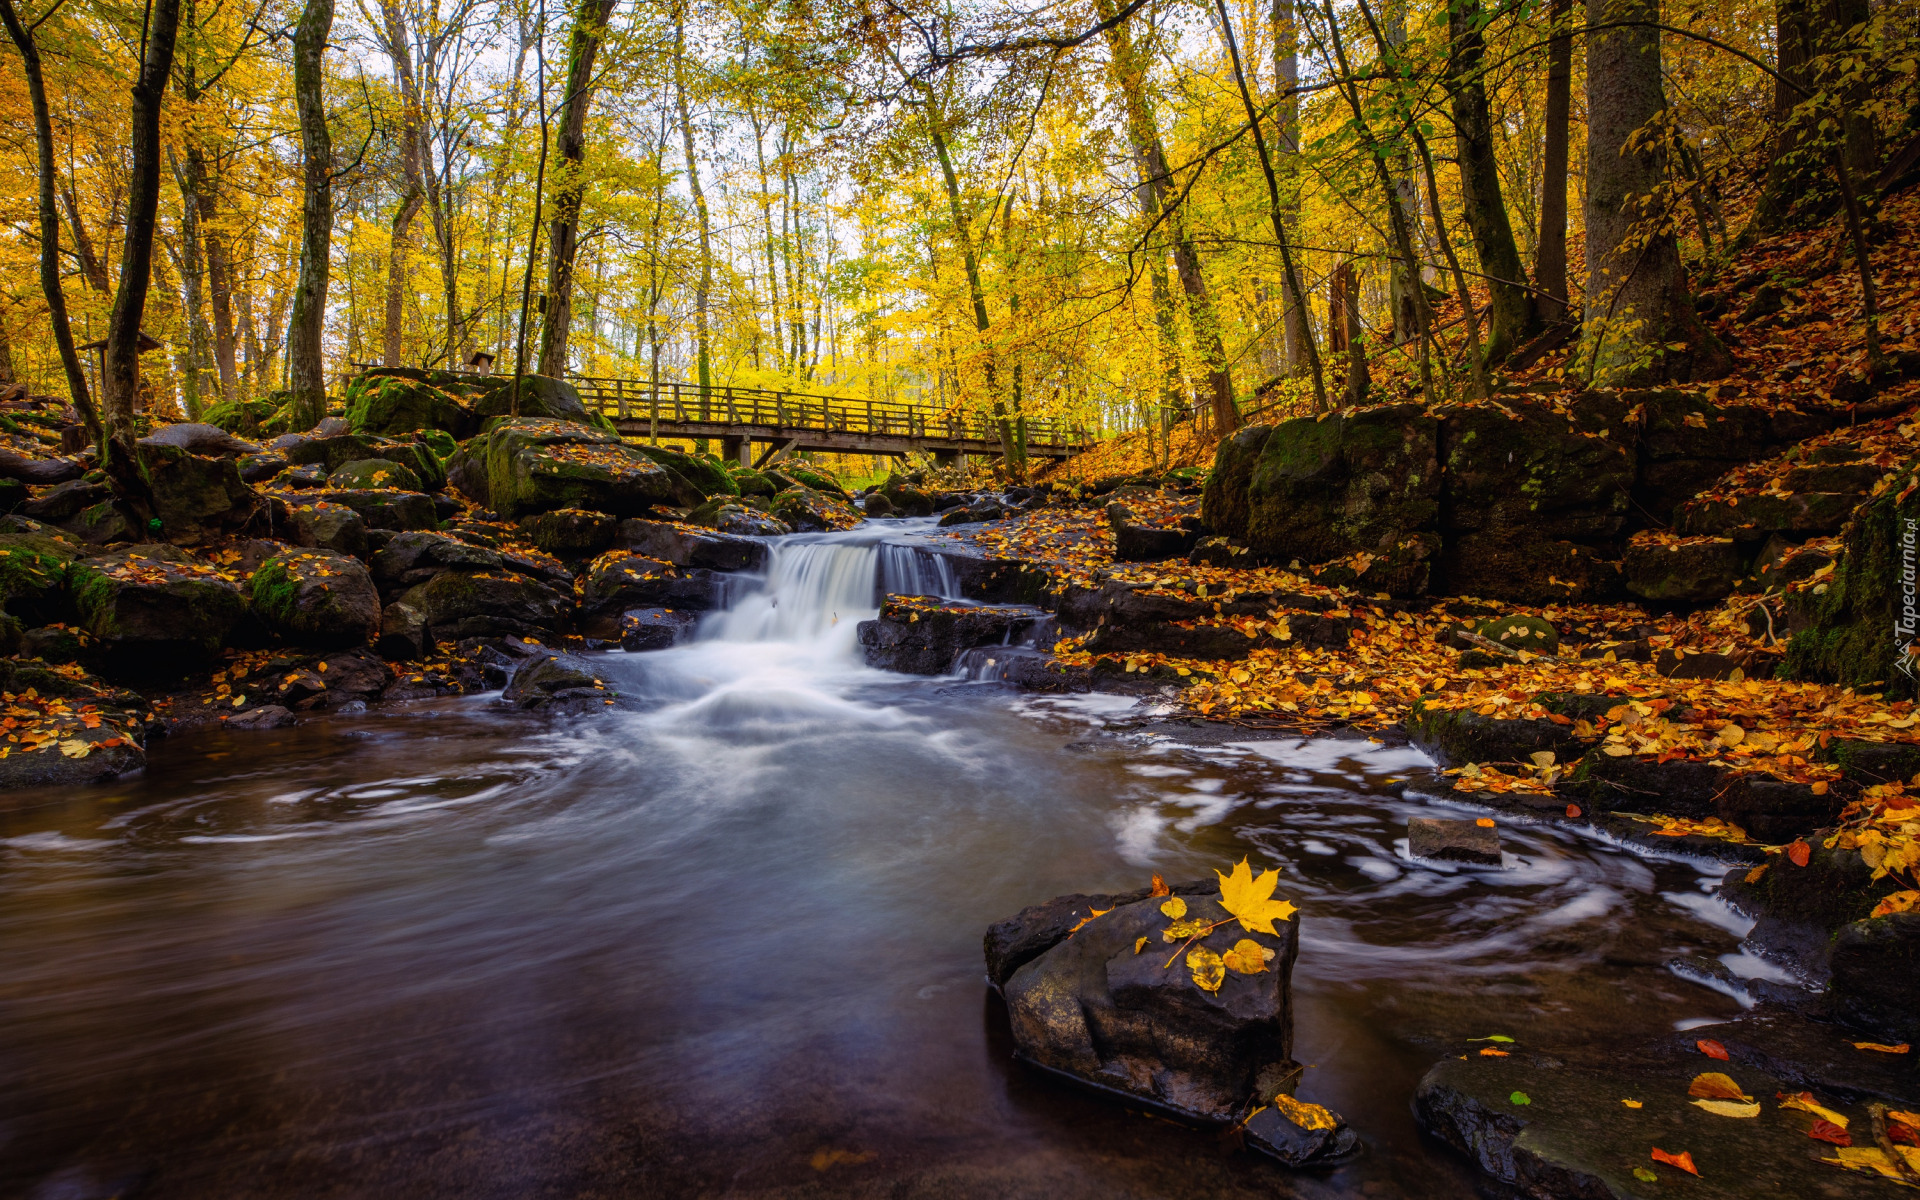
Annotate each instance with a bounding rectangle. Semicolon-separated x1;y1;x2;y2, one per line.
572;377;1087;463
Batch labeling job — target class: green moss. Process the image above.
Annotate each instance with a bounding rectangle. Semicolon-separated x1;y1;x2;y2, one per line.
248;557;302;626
1781;455;1920;698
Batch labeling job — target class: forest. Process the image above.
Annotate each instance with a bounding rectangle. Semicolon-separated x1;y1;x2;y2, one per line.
2;0;1910;457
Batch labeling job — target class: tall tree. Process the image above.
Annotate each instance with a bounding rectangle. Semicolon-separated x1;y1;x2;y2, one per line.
287;0;335;429
1583;0;1727;383
0;0;101;444
1444;0;1534;363
1535;0;1573;323
375;0;426;368
674;8;712;400
103;0;185;488
1270;0;1310;374
536;0;620;377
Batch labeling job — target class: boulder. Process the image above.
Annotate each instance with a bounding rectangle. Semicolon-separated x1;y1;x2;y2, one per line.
1561;749;1728;820
225;704;295;730
396;569;572;644
578;552;729;636
1783;455;1920;697
368;530;503;591
327;457;422;491
619;606;701;651
502;651;617;713
322;488;437;532
66;501;135;545
285;498;369;558
1473;614;1559;655
70;546;248;676
771;486;862;533
1404;697;1580;767
444;444;489;507
1244;404;1440;594
878;476;934;517
248;550;380;646
342;370;476;438
630;443;737;497
938;497;1009;527
468;374;603;427
1720;840;1901;977
685;499;790;536
139;444;259;543
0;447;82;486
1713;774;1846;843
281;433;446;493
1436;395;1634;602
377;601;428;660
861;491;895;516
1112;521;1202;562
1829;913;1920;1043
856;599;1044;674
1407;817;1502;864
617;518;768;572
523;507;618;557
1623;536;1741;604
0;529;78;625
780;465;848;499
480;418;700;519
23;479;111;523
1200;423;1274;541
138;422;261;458
275;647;394;710
237;452;289;483
999;887;1300;1124
19;623;89;663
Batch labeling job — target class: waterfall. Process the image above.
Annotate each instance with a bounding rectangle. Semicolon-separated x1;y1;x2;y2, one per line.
700;538;883;646
877;543;958;599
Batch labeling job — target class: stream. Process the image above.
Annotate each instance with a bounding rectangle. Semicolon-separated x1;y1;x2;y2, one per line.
0;521;1780;1198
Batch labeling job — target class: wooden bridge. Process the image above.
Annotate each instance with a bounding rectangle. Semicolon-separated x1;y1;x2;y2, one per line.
568;377;1090;469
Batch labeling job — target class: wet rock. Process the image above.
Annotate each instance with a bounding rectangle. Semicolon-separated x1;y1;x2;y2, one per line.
285;498;369;558
0;528;79;624
1623;537;1741;605
685;499;790;536
1198;423;1273;541
502;652;616;713
249;550;380;647
226;704;295;730
1816;738;1920;786
1243;1095;1362;1168
286;647;393;709
396;569;573;644
369;530;503;592
999;888;1299;1124
71;546;248;677
1714;774;1846;843
619;607;700;651
1414;1036;1914;1200
376;601;427;660
629;443;737;498
578;553;729;636
1408;816;1502;864
19;623;89;663
480;418;700;519
1720;841;1900;977
617;518;767;572
327;457;422;492
856;599;1043;674
1829;913;1920;1043
1243;403;1440;595
1562;749;1729;820
520;507;618;558
322;489;437;533
772;486;861;533
1402;697;1580;768
1473;614;1560;655
861;491;894;516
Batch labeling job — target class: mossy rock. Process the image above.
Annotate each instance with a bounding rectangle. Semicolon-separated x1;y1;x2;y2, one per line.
282;434;445;493
1472;614;1559;655
249;550;380;647
1622;537;1741;605
0;531;78;624
328;457;422;491
343;370;476;439
395;568;572;643
468;374;610;430
522;508;618;557
781;465;847;499
481;419;702;519
1783;454;1920;698
70;547;248;677
1403;695;1579;767
730;469;778;498
631;443;737;497
202;397;281;435
1244;405;1439;571
685;499;790;536
771;486;862;533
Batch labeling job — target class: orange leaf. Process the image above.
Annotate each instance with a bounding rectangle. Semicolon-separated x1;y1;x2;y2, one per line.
1688;1072;1750;1102
1852;1042;1910;1054
1566;804;1582;818
1787;840;1810;867
1697;1039;1729;1061
1149;874;1170;898
1650;1147;1699;1176
1479;1047;1510;1057
1809;1120;1852;1147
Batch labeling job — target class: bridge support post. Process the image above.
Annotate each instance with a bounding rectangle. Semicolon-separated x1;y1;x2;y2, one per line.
719;435;751;468
931;449;963;469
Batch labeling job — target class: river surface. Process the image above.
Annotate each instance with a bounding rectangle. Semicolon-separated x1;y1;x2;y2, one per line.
0;522;1780;1198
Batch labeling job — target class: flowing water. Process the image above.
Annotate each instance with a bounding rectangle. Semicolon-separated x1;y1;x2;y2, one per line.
0;522;1781;1198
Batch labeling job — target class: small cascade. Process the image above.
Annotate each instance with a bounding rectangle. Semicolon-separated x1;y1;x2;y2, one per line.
876;543;958;599
952;614;1059;682
700;538;882;646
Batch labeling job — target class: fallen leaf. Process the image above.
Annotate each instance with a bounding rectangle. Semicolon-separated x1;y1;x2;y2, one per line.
1134;936;1149;954
1788;839;1811;866
1066;907;1111;935
1854;1042;1912;1054
809;1148;875;1170
1566;804;1582;818
1187;945;1226;992
1623;1099;1644;1108
1270;1093;1337;1131
1810;1119;1853;1146
1692;1098;1762;1118
1161;896;1188;919
57;738;89;759
1697;1039;1730;1060
1475;817;1496;827
1632;1166;1658;1182
1469;1035;1516;1043
1220;938;1274;974
1479;1047;1510;1057
1510;1091;1530;1105
1215;858;1297;933
1781;1092;1850;1128
1650;1147;1699;1176
1874;890;1920;917
1149;874;1170;897
1820;1144;1920;1181
1164;917;1213;940
1689;1072;1752;1102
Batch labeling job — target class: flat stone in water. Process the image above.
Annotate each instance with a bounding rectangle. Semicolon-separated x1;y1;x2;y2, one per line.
1409;816;1501;864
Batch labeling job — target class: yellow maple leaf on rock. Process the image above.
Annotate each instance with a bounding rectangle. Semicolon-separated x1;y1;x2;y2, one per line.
1216;857;1296;934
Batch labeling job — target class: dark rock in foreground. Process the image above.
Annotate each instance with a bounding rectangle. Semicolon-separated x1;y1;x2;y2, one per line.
502;652;618;713
1408;816;1502;864
856;598;1043;674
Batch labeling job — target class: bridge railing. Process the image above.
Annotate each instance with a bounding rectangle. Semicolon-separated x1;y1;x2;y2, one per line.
570;376;1087;449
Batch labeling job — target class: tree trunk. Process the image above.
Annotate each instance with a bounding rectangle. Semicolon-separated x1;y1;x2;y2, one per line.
1327;267;1349;356
1536;0;1573;323
1384;0;1422;347
674;13;712;399
0;0;100;440
179;144;241;400
61;184;111;294
1337;260;1370;403
1583;0;1728;383
287;0;335;430
1446;0;1534;364
101;0;183;518
537;0;619;377
1271;0;1311;373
